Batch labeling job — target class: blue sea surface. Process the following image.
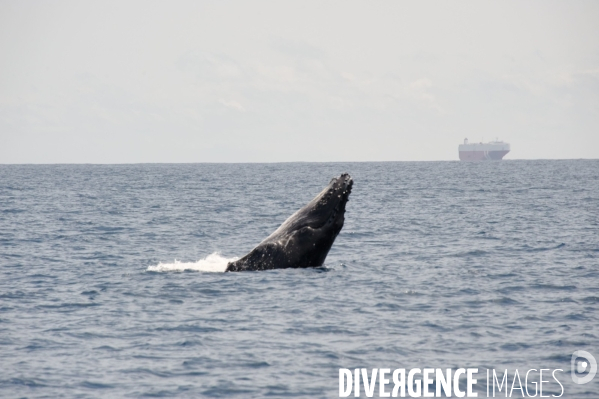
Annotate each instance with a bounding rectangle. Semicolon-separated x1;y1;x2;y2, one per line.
1;160;598;398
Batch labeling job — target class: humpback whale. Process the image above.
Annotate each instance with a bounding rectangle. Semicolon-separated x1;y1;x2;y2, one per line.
226;173;353;272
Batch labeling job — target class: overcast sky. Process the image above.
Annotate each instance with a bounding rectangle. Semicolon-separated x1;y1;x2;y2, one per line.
1;1;598;163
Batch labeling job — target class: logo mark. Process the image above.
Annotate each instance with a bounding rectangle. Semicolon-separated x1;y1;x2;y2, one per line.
571;350;597;384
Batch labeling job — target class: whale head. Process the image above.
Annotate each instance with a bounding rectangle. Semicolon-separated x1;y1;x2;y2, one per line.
226;173;353;271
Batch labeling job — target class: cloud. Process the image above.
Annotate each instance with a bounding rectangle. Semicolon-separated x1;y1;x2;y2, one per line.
341;72;356;82
218;99;245;112
271;38;326;60
177;50;244;80
410;78;433;89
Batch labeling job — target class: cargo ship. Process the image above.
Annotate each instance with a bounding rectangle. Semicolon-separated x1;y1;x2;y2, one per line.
459;138;510;161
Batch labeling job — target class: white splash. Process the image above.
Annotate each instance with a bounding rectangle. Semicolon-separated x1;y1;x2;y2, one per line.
147;252;237;273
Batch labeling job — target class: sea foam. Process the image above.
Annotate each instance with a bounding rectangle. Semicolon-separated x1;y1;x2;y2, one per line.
147;252;237;273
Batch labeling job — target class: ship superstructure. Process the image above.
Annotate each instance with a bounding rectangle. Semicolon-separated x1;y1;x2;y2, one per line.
459;138;510;161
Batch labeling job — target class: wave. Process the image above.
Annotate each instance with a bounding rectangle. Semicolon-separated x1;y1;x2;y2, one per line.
147;253;237;273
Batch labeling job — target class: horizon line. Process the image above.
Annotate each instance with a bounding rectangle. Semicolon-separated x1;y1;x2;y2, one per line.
1;158;597;166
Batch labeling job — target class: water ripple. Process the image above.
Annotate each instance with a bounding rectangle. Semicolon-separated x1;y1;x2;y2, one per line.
0;161;597;397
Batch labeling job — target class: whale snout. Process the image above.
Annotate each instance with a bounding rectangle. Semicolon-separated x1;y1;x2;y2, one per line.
342;174;353;196
324;173;352;230
332;173;353;201
330;173;352;189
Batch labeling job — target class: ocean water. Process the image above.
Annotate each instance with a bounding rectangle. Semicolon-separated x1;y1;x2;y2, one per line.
0;160;598;398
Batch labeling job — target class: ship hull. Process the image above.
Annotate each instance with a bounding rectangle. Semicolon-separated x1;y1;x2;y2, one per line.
459;150;509;161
